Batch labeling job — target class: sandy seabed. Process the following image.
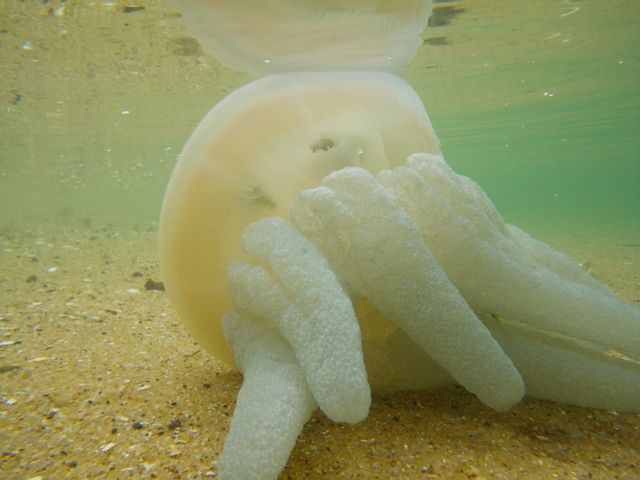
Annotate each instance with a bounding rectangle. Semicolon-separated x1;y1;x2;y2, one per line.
1;221;639;480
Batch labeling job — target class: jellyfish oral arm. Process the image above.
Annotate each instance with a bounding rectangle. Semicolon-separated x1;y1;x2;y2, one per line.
219;311;316;479
228;218;371;424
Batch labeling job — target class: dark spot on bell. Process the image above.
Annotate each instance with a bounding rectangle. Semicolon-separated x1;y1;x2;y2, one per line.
310;138;335;153
247;185;276;210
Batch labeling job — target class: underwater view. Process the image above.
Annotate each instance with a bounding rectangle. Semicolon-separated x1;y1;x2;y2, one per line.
1;0;639;478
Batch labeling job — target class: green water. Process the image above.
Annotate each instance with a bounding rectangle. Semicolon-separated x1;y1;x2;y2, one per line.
409;0;640;236
1;0;638;240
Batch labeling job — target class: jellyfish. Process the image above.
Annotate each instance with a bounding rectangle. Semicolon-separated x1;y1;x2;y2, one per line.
159;2;640;479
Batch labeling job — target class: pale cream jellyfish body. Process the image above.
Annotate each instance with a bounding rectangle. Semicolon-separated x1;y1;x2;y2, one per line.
161;1;640;479
160;70;440;366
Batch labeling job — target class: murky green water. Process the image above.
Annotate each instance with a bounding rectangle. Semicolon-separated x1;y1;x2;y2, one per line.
1;0;638;240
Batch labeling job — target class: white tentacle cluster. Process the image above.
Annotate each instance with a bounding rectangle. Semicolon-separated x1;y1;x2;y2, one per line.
219;153;640;479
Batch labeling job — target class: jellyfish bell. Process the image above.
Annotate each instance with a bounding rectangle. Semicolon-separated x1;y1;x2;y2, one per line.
159;70;440;365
